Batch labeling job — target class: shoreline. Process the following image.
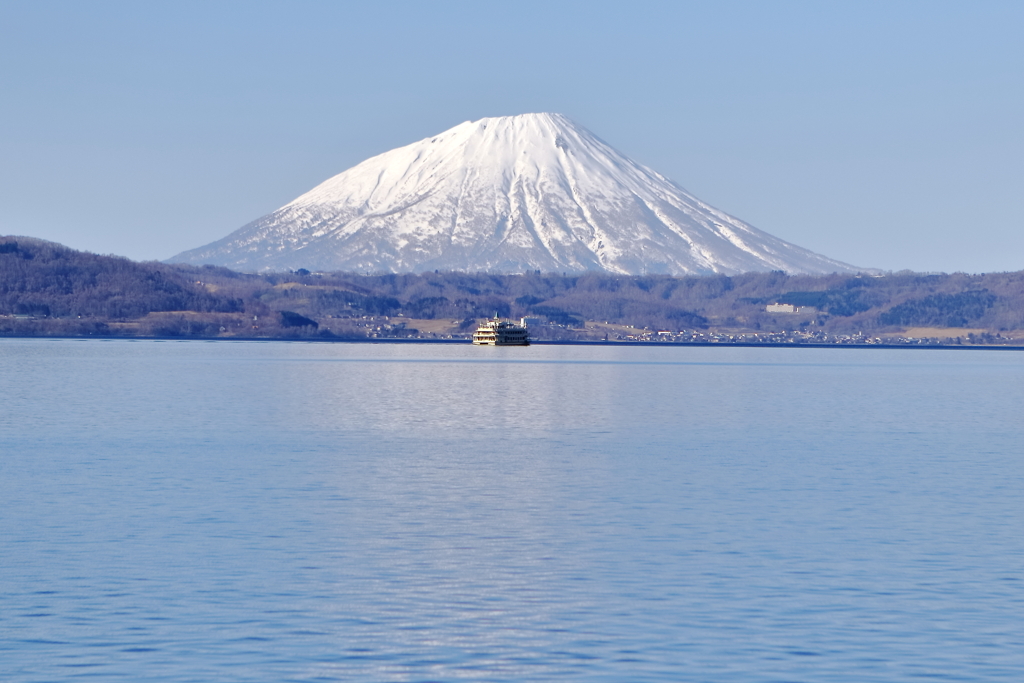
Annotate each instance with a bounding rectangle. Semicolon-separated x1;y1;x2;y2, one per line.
3;334;1024;351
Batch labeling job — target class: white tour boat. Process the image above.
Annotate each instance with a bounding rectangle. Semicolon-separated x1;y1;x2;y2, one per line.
472;316;530;346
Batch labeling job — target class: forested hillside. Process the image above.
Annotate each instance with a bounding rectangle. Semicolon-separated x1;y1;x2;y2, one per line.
0;237;245;336
0;238;234;317
3;236;1024;343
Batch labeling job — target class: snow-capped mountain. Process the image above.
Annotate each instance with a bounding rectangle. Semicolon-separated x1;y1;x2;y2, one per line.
169;113;863;275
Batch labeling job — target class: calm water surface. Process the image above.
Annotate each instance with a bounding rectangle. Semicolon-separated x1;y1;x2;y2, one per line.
2;339;1023;681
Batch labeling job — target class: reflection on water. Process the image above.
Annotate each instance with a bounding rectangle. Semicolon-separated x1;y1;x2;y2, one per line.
2;339;1024;681
286;346;621;435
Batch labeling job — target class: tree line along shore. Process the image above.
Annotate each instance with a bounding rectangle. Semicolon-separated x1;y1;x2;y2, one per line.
3;235;1024;346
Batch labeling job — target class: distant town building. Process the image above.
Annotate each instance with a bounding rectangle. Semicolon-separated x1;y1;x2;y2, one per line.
766;303;799;313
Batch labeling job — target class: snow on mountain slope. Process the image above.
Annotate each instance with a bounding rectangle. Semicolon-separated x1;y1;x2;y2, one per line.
169;113;864;275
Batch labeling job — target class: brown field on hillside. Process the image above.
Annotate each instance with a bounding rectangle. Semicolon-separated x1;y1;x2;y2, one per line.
900;327;988;338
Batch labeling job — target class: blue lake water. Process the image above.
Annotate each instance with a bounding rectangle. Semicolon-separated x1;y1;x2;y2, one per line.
2;338;1023;681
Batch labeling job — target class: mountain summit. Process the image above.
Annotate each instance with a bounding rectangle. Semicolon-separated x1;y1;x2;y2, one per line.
170;113;862;275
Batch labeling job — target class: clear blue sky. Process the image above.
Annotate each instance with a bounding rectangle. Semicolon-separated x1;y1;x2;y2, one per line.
1;0;1021;273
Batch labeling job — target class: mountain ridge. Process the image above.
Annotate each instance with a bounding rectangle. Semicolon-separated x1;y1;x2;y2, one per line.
6;234;1024;343
169;113;866;276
